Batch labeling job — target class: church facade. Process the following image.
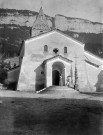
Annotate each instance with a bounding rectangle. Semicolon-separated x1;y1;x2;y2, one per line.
17;7;103;92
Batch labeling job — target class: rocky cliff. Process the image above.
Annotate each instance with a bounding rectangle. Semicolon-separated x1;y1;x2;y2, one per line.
0;9;53;28
0;9;103;34
55;15;103;34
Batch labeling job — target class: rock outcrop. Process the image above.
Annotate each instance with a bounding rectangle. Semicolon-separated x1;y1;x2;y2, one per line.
0;9;103;34
55;15;103;34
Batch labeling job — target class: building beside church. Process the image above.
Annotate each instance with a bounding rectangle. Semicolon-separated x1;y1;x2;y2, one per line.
17;6;103;92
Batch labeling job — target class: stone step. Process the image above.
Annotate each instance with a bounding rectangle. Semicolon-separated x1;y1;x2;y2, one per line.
40;86;75;94
46;86;70;90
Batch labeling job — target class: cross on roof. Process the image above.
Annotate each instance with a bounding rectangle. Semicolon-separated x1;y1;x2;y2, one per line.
41;1;43;7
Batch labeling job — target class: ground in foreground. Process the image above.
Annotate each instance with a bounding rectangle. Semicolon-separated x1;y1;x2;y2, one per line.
0;95;103;135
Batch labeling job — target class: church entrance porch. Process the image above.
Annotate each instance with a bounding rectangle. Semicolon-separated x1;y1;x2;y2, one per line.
45;55;72;88
52;61;65;86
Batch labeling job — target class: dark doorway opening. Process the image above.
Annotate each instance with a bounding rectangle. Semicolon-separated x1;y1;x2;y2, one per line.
52;70;60;86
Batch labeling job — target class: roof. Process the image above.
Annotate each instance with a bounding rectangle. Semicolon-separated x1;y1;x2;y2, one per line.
84;50;103;63
7;66;20;73
43;55;72;64
85;60;99;68
38;7;44;17
32;6;50;31
25;29;85;47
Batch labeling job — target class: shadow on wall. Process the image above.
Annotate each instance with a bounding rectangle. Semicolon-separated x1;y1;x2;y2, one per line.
95;70;103;92
7;82;18;91
34;64;45;91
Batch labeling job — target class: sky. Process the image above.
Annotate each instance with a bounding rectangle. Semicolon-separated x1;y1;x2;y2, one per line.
0;0;103;23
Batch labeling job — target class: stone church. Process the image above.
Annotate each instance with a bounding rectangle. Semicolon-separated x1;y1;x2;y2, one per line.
17;6;103;92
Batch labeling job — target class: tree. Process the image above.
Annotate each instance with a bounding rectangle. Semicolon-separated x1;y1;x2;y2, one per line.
70;65;73;87
74;63;79;90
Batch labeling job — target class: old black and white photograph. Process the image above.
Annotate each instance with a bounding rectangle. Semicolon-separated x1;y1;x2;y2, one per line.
0;0;103;134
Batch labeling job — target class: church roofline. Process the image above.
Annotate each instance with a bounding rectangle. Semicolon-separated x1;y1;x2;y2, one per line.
43;55;73;64
25;29;85;47
55;30;84;47
84;50;103;64
85;59;99;68
6;66;20;73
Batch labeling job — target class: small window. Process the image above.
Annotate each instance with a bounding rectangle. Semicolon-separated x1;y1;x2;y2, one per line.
41;71;44;74
41;15;43;20
64;47;67;53
44;45;48;52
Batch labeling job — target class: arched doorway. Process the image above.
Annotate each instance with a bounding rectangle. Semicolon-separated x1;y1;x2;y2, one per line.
52;61;65;86
52;70;60;85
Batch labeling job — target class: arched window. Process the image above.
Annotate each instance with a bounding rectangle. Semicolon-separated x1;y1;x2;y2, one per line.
44;45;48;52
64;47;67;53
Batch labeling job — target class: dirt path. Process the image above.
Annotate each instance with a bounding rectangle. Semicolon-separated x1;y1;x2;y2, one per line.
0;89;103;102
